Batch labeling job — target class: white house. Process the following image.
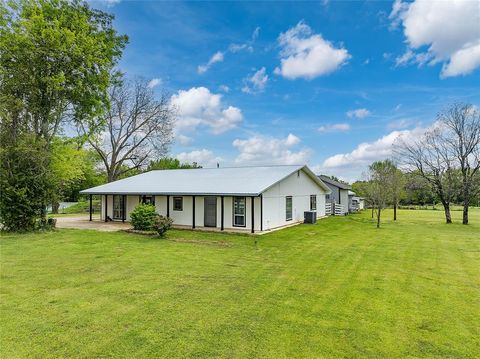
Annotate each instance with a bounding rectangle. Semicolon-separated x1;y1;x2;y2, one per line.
80;165;331;233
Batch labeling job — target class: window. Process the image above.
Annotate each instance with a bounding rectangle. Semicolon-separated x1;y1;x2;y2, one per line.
233;197;246;227
310;195;317;210
141;195;155;206
286;196;292;221
326;194;330;200
173;196;183;211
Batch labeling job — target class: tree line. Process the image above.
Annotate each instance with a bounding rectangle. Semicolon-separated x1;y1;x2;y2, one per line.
352;103;480;228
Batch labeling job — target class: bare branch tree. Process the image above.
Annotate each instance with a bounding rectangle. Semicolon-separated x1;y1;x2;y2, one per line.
438;103;480;224
395;125;458;224
78;78;175;182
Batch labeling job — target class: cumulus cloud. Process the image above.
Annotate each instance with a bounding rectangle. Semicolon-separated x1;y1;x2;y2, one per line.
147;78;162;88
390;0;480;77
274;21;350;80
318;123;350;133
197;51;224;74
175;149;223;168
322;127;425;169
242;67;269;94
346;108;370;119
170;87;243;134
233;133;311;165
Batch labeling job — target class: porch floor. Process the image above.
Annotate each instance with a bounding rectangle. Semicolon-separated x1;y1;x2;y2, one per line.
55;215;131;232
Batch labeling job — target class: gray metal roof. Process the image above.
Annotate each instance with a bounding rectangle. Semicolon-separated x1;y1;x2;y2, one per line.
80;165;331;196
318;175;352;190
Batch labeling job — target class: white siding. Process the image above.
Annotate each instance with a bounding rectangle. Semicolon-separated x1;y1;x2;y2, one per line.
99;169;326;232
262;169;327;230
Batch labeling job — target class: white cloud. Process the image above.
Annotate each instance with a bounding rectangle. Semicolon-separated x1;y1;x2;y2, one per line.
322;127;425;169
176;149;222;168
274;21;351;80
198;27;260;73
390;0;480;77
387;119;411;129
318;123;350;133
242;67;269;94
346;108;370;119
170;87;243;134
233;133;311;165
176;134;193;146
197;51;224;74
219;85;230;93
102;0;121;6
147;78;162;88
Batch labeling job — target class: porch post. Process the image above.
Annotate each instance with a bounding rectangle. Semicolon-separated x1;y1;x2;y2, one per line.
89;194;92;221
192;195;196;229
122;195;126;223
104;194;108;222
251;196;255;234
167;195;170;217
221;196;224;231
260;194;263;232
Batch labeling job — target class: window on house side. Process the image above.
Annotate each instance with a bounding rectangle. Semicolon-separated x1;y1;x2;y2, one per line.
173;197;183;211
310;195;317;211
286;196;293;221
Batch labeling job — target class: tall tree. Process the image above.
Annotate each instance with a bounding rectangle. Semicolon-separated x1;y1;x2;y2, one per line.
438;103;480;224
0;0;127;142
368;160;396;228
0;0;127;230
79;78;176;182
396;126;459;224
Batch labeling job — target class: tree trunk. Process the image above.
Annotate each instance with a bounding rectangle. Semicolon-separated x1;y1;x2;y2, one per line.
376;207;381;228
462;198;469;225
394;203;397;221
442;201;452;224
462;178;470;225
52;202;60;214
371;206;374;218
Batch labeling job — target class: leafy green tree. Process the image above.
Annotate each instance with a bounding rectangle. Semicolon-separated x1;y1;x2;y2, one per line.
0;0;127;230
368;160;397;228
0;134;54;231
147;157;202;171
0;0;128;142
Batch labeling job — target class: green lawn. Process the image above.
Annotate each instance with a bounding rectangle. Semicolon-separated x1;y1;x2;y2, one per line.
1;209;479;358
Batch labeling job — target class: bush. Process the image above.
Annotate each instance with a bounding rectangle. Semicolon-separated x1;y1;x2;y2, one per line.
153;215;173;237
130;204;158;230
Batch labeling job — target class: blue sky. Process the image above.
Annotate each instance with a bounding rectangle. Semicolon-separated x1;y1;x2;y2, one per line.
92;0;480;181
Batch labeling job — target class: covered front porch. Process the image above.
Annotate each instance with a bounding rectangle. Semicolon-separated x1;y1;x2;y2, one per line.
88;193;264;233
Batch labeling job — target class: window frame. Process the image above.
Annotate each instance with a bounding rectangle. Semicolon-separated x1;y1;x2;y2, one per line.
310;195;317;211
173;196;183;211
232;196;246;227
140;195;155;206
286;196;293;221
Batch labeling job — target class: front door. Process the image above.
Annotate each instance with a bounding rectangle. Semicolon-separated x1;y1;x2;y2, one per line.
204;197;217;227
113;195;124;220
